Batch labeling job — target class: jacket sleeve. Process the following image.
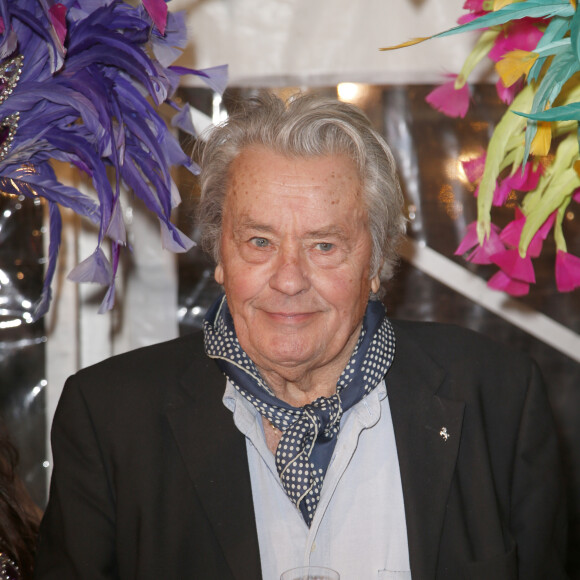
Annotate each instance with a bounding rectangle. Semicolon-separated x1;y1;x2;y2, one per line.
34;375;118;579
510;361;568;579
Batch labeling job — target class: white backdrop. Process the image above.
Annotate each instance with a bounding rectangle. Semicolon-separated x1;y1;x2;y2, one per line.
175;0;481;86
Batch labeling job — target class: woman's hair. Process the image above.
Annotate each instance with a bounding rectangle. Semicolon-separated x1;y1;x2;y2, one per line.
0;426;41;579
197;91;406;281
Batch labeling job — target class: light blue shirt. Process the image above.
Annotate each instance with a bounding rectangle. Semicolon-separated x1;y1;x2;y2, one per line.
223;379;411;580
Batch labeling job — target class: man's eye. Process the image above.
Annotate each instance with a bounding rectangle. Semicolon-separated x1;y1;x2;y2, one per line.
316;242;334;252
250;237;269;248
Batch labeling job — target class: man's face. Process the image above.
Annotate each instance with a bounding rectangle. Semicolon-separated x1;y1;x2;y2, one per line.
215;146;380;391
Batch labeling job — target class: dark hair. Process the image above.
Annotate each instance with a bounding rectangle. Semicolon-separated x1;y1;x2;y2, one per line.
197;91;406;282
0;427;41;579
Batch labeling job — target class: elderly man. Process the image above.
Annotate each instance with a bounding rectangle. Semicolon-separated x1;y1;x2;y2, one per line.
35;93;567;579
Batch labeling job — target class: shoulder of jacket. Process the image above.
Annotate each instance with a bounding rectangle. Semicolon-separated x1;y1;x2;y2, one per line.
389;318;533;370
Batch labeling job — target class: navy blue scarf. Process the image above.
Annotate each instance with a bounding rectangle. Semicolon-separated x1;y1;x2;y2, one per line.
203;294;395;526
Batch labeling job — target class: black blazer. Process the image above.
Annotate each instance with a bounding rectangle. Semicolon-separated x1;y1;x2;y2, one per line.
34;320;567;579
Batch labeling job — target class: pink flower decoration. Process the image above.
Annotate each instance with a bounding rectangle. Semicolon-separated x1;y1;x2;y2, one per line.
500;209;526;246
458;12;483;24
490;248;536;282
493;181;513;207
455;221;505;264
493;162;543;206
500;209;555;258
458;1;488;22
462;153;486;183
142;0;168;35
488;19;543;62
511;162;544;192
573;188;580;203
531;210;556;244
426;74;470;118
496;77;524;105
49;3;67;48
462;0;487;13
458;0;489;23
487;271;530;296
556;250;580;292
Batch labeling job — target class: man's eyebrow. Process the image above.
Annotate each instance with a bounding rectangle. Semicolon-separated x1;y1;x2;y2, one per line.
304;226;348;239
233;219;348;239
233;218;275;234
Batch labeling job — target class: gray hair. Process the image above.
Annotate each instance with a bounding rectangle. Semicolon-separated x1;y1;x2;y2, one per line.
197;91;406;281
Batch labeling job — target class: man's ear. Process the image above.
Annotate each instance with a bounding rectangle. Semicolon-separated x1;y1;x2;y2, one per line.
215;263;224;285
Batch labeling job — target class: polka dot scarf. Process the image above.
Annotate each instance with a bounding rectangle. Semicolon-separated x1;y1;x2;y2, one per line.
203;294;396;526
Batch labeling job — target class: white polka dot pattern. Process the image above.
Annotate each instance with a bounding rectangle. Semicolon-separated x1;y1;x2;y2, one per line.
203;295;395;526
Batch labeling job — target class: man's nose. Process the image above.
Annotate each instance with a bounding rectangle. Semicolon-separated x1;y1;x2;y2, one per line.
269;243;310;295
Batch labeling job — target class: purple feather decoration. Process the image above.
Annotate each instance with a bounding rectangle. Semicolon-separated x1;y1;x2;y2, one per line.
0;0;227;320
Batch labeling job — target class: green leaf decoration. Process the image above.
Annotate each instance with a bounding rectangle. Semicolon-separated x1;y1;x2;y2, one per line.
383;0;580;294
519;133;580;255
518;102;580;122
520;167;579;255
553;198;569;252
570;2;580;63
522;50;580;164
380;1;573;52
534;38;574;58
435;2;574;39
528;17;570;81
532;49;577;113
455;29;500;88
477;84;535;243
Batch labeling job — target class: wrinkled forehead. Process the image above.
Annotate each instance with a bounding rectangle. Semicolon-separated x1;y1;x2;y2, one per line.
224;145;365;204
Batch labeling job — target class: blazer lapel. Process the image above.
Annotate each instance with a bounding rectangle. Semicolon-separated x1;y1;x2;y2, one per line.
166;347;262;580
387;325;465;580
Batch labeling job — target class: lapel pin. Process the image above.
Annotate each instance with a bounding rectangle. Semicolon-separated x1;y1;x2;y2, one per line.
439;427;450;441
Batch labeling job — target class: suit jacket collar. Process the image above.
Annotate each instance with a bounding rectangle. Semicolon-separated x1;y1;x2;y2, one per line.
388;321;465;579
166;339;262;580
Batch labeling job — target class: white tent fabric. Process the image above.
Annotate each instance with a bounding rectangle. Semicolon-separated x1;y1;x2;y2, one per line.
175;0;482;86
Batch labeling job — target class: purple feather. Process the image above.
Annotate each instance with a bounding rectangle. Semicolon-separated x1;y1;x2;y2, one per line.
0;173;100;224
0;0;228;318
171;103;197;137
150;10;187;66
160;220;195;253
67;246;113;285
12;7;64;72
105;199;127;245
171;64;229;95
32;201;61;321
98;279;116;314
97;241;120;314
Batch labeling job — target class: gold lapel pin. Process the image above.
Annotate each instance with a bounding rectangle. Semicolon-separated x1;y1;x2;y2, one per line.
439;427;450;441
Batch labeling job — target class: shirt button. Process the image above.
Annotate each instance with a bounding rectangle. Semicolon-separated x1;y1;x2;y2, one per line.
311;542;316;553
